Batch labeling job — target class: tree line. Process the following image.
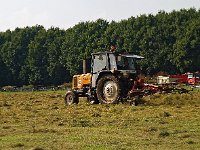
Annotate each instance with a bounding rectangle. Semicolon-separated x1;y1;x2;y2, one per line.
0;8;199;86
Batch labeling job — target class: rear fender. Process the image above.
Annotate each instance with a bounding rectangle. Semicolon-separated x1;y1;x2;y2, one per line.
94;71;115;88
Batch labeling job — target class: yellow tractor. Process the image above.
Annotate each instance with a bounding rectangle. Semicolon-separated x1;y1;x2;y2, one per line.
65;51;144;105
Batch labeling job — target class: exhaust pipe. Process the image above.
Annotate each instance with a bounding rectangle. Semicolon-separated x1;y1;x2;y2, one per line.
83;59;86;74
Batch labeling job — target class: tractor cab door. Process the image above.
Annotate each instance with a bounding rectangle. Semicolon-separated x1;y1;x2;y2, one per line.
91;53;108;87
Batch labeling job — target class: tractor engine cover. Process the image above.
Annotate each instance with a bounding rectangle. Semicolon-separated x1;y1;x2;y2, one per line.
72;73;91;90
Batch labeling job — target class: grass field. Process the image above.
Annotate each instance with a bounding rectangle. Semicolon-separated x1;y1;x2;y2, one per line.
0;90;200;150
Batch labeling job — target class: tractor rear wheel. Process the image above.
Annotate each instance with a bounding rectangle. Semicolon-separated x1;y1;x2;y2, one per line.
64;91;79;105
96;75;121;104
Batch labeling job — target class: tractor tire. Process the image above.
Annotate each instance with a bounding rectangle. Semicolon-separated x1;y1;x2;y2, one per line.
64;91;79;105
96;75;121;104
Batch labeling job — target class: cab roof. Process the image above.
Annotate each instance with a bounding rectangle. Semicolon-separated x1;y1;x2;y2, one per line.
91;51;144;59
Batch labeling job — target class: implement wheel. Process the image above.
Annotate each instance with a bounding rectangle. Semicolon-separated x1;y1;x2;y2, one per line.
64;91;79;105
96;75;121;104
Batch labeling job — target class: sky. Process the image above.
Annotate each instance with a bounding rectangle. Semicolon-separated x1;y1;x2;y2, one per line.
0;0;200;31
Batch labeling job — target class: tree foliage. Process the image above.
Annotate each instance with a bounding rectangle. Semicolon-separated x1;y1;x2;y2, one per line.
0;9;199;86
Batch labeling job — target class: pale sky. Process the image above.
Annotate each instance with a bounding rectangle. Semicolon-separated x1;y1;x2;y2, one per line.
0;0;200;31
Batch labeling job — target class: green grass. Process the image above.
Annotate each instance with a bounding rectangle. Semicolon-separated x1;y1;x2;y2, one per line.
0;90;200;150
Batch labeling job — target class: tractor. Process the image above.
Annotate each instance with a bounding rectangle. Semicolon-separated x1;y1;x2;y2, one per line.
64;51;144;105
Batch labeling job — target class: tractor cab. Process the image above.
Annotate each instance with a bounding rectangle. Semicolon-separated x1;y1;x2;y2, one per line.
91;52;143;73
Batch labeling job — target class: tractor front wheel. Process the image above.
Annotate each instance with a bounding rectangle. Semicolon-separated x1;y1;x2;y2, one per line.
64;91;79;105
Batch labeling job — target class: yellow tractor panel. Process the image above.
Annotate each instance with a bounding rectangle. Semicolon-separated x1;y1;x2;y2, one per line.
72;73;91;90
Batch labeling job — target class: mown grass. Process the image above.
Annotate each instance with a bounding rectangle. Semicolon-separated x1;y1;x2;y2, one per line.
0;90;200;150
